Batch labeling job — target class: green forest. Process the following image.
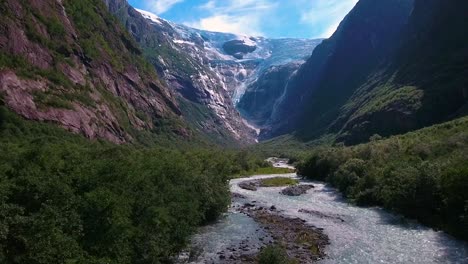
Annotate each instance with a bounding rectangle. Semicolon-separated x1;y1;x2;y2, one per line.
0;106;271;263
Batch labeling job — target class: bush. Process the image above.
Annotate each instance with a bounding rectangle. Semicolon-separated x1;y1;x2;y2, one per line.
331;158;366;196
258;246;293;264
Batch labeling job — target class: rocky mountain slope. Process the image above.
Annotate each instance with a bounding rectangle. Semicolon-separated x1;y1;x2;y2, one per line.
0;0;186;144
105;1;256;144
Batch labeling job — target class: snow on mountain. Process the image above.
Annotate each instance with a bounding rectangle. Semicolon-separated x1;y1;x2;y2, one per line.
135;9;322;136
135;8;163;25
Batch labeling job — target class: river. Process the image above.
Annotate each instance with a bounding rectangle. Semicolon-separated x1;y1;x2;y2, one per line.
183;167;468;263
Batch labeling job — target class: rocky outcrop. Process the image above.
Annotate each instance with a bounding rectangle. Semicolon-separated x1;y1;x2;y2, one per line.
0;0;185;143
0;70;130;143
223;39;257;59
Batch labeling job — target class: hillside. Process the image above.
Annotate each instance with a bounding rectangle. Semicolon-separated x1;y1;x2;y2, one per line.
260;0;467;146
0;0;188;145
259;0;415;142
332;0;468;144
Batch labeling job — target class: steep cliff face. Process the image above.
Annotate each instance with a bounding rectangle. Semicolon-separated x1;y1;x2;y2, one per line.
0;0;185;144
261;0;468;145
335;0;468;144
260;0;415;142
238;62;304;127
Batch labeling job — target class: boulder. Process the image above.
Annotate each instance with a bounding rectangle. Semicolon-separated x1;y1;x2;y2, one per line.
281;185;314;196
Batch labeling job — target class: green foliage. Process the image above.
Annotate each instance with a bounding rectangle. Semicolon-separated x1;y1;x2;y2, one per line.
331;158;366;196
33;92;74;110
239;167;295;178
0;52;73;88
63;0;152;76
260;177;298;187
297;116;468;240
258;246;295;264
0;108;269;263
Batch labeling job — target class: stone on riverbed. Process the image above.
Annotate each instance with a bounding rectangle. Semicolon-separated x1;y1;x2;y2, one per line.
281;184;314;196
238;181;258;191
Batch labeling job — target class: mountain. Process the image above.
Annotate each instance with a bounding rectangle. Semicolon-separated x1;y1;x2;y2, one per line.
104;0;322;144
258;0;415;142
0;0;186;144
0;0;320;146
260;0;468;145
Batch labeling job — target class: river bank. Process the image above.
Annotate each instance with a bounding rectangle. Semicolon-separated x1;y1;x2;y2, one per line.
179;160;468;263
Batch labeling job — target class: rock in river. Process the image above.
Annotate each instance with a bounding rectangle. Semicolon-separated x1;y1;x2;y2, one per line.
281;184;314;196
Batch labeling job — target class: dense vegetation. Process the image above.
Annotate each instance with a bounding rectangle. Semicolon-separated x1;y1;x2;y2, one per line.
260;178;298;187
0;106;270;264
297;117;468;240
258;246;296;264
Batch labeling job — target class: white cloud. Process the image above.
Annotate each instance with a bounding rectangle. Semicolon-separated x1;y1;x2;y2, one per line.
185;0;277;36
199;0;216;10
145;0;184;15
301;0;358;38
187;14;262;36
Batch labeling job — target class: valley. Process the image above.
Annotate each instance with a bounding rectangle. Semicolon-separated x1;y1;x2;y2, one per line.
0;0;467;263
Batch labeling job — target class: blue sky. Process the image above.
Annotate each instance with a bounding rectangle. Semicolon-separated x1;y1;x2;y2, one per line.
127;0;358;39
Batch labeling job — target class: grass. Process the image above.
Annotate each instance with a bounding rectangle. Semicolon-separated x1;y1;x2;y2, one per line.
231;167;295;178
258;245;297;264
260;177;299;187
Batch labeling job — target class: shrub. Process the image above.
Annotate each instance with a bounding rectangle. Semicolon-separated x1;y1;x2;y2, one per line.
258;246;293;264
330;158;366;196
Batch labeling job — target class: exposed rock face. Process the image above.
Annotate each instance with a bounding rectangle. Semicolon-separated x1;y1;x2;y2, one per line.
223;39;257;59
0;0;184;143
0;70;129;143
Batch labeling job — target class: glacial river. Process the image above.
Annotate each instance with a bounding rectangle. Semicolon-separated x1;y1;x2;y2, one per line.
185;172;468;263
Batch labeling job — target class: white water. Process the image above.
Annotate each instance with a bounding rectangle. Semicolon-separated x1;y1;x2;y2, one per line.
189;172;468;263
